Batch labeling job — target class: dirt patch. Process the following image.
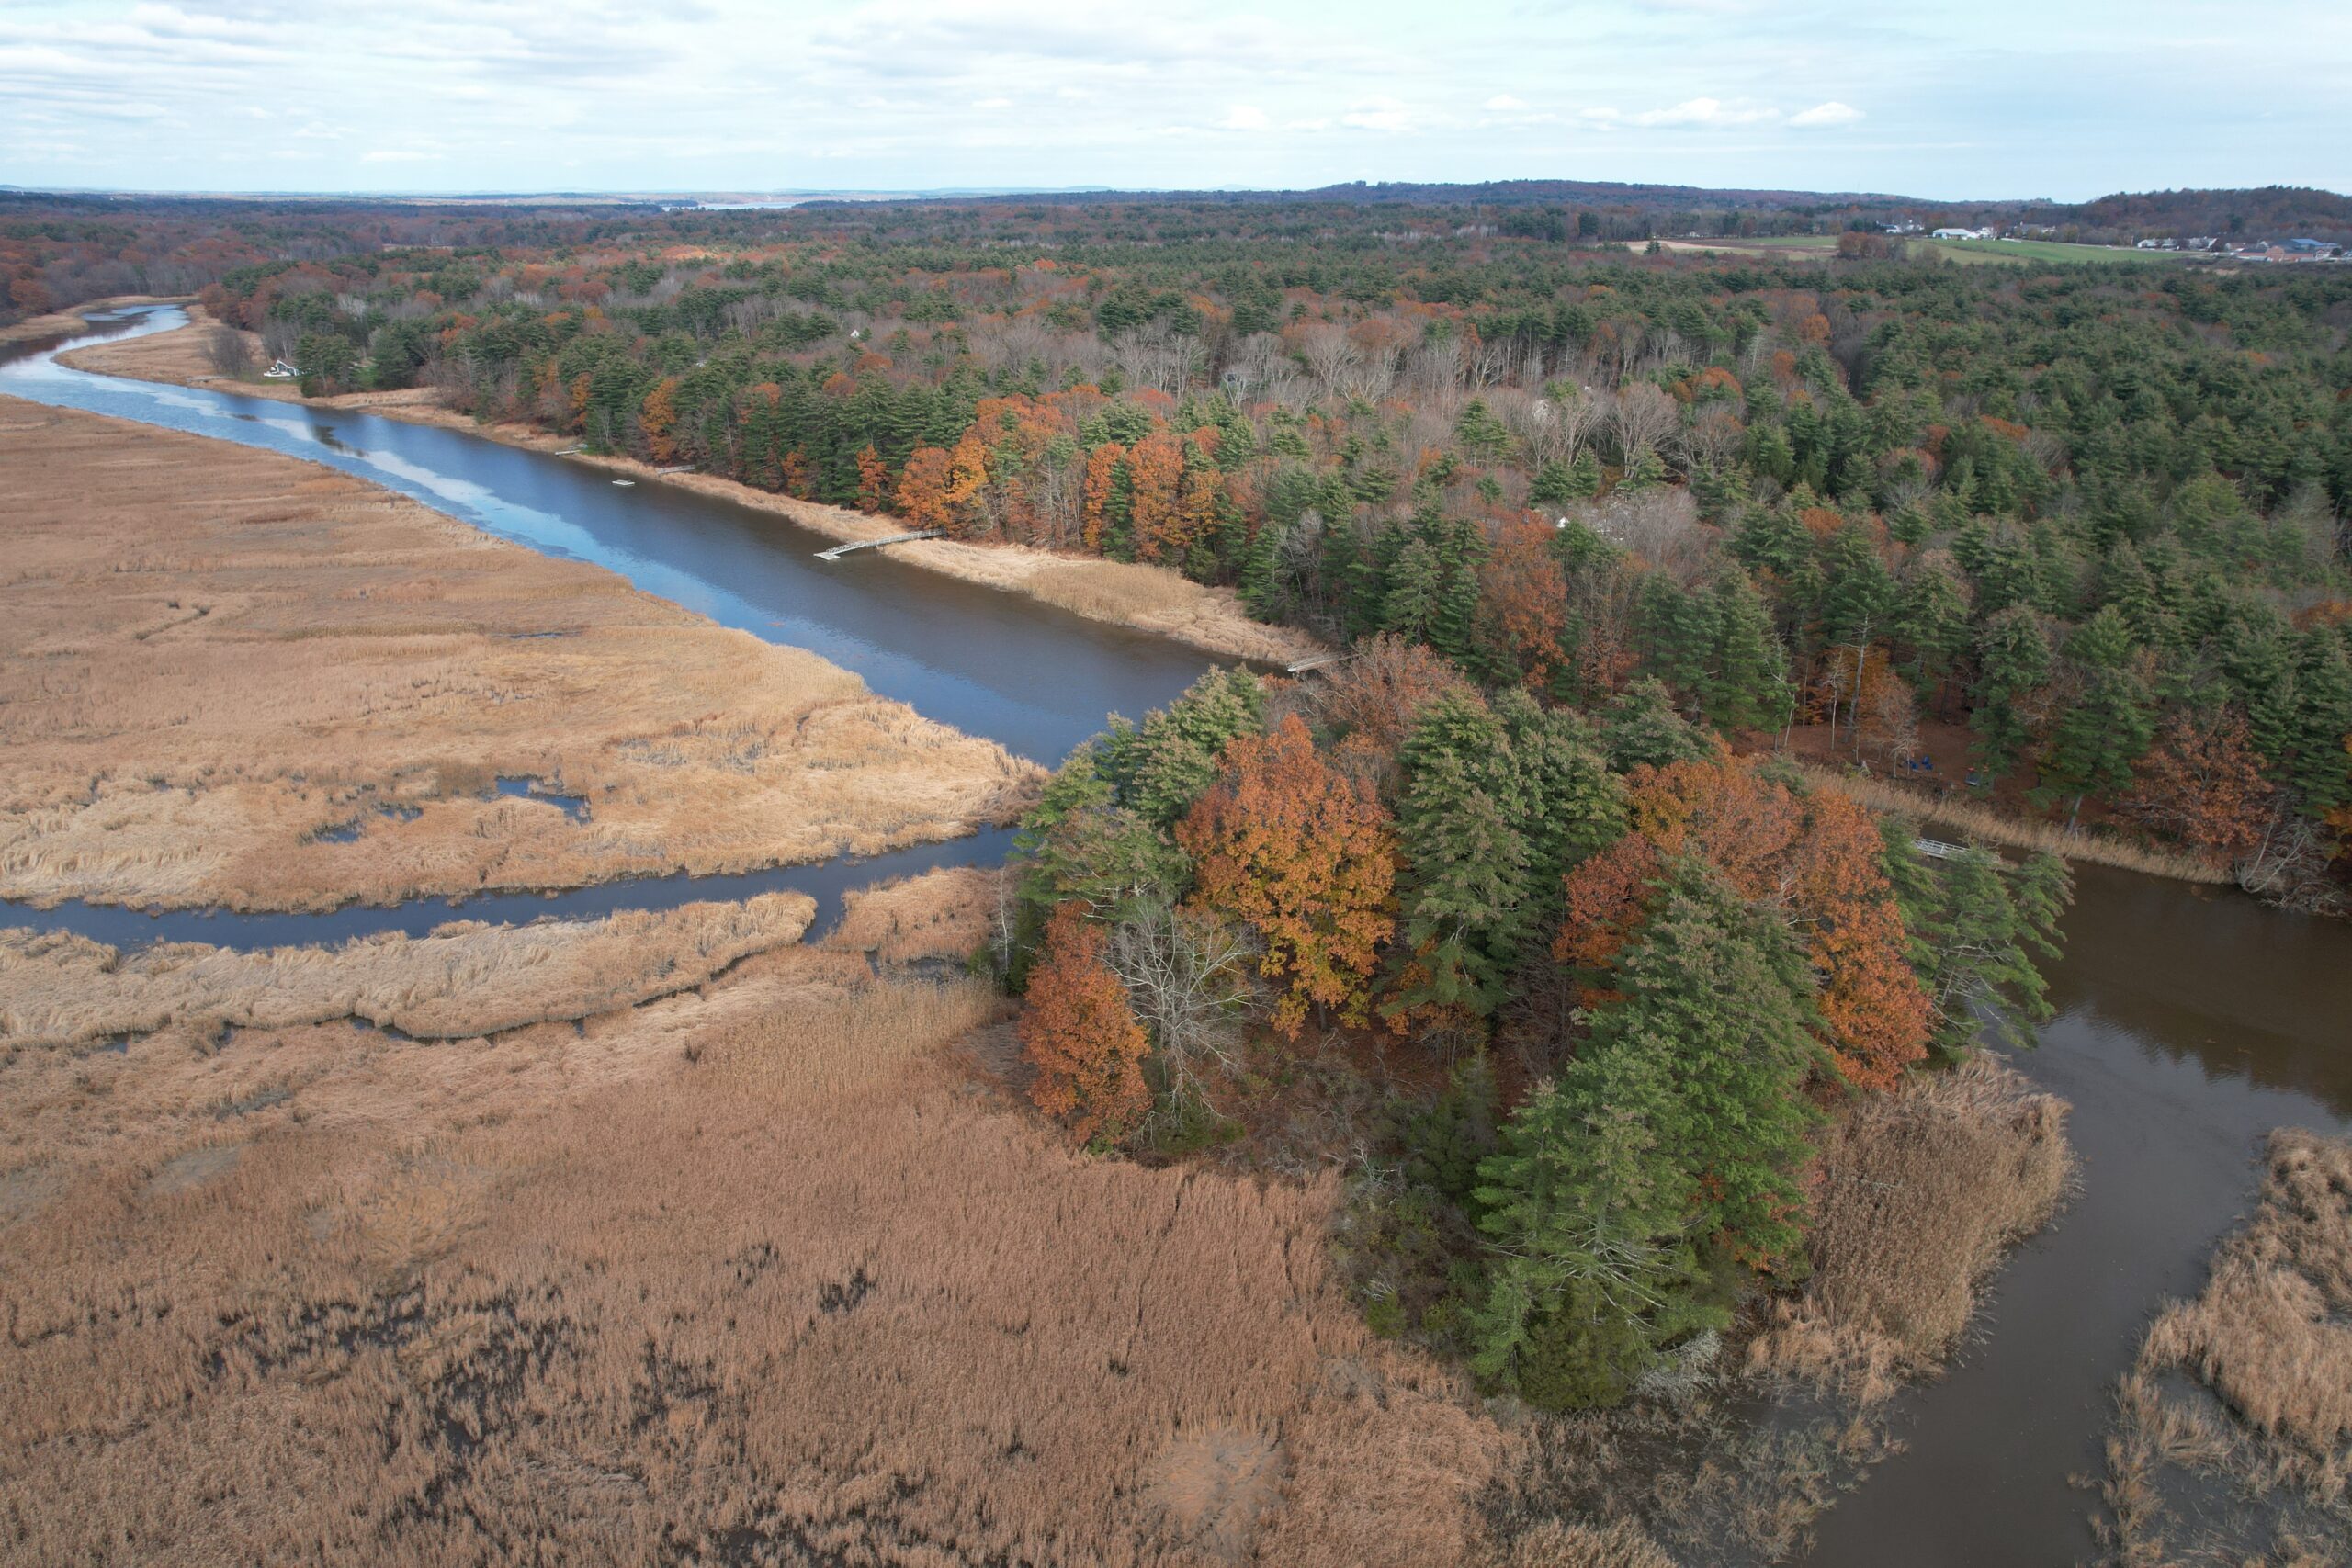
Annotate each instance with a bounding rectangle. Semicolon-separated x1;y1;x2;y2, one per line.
1;891;815;1048
0;399;1038;911
62;314;1325;667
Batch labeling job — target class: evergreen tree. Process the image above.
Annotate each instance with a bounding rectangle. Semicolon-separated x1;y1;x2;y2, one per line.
2039;607;2154;825
1470;861;1821;1406
1969;607;2052;785
1600;678;1711;773
1378;537;1444;641
1708;569;1790;731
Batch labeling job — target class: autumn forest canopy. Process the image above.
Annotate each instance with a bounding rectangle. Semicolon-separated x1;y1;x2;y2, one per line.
11;183;2352;1413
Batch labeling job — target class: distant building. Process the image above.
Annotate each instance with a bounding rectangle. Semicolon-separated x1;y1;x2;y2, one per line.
1932;226;1998;241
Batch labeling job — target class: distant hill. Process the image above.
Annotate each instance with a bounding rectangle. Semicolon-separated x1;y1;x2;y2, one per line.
2058;186;2352;243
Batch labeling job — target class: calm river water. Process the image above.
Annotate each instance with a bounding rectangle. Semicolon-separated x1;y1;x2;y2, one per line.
5;305;2347;1565
0;305;1213;940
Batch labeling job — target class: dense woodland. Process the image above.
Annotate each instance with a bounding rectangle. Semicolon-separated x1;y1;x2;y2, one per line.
132;190;2352;904
13;187;2352;1409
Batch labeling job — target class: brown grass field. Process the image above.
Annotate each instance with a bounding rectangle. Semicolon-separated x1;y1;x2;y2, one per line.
2098;1130;2352;1565
0;891;814;1048
1792;761;2228;885
825;863;1005;964
58;312;1325;668
0;399;1038;912
1749;1058;2077;1402
0;936;1515;1566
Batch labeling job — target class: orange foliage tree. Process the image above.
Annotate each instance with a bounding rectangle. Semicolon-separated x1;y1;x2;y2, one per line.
1557;753;1929;1090
854;444;891;513
1477;517;1569;689
2121;707;2276;866
1020;903;1151;1144
895;446;955;527
1177;715;1397;1035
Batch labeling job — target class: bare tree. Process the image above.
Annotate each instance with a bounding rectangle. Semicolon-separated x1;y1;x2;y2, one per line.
1105;901;1257;1118
204;326;254;378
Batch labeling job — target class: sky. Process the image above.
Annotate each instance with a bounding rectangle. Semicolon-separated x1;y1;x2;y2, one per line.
3;0;2347;202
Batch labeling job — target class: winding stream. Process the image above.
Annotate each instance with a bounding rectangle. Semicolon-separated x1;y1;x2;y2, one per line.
6;306;2349;1564
0;305;1214;943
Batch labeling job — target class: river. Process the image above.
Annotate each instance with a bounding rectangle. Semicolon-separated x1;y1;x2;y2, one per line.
6;305;2348;1565
0;305;1214;942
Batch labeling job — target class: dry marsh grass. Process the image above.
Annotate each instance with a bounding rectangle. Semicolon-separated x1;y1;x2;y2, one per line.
825;863;1005;964
2098;1130;2352;1565
1793;762;2227;884
0;891;814;1048
0;400;1038;912
64;317;1326;667
1750;1057;2076;1401
0;951;1511;1566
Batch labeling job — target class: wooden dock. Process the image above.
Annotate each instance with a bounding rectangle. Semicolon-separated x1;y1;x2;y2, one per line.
814;530;942;561
1284;653;1345;675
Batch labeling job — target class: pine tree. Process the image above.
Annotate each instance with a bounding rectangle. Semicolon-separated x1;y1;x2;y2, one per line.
1616;444;1668;493
1471;860;1821;1406
1970;606;2052;785
1635;574;1714;711
1469;1043;1712;1408
1600;678;1711;773
1378;537;1444;642
1583;861;1822;1264
2040;607;2154;825
1708;569;1789;732
1387;712;1533;1025
2290;632;2352;815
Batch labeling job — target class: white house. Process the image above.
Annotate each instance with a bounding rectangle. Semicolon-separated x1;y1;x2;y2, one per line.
1931;227;1996;241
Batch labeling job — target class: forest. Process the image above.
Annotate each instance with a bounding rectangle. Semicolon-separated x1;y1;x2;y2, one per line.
13;186;2351;1424
120;189;2352;911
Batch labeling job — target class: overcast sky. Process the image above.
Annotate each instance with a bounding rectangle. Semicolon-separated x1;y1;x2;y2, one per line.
4;1;2346;201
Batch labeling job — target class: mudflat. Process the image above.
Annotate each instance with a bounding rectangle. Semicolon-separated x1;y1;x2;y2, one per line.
0;398;1039;912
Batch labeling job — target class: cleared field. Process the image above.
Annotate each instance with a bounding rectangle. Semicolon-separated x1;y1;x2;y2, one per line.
0;399;1039;912
0;942;1509;1566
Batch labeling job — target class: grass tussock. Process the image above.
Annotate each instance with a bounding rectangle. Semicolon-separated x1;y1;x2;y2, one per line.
826;863;1005;964
2098;1130;2352;1566
1795;762;2228;885
0;891;814;1048
0;938;1509;1566
1749;1057;2076;1402
0;399;1038;913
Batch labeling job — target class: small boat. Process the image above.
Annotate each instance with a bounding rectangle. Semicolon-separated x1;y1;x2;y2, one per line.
611;479;635;487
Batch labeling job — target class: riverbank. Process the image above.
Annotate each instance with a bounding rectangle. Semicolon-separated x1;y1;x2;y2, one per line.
0;294;190;350
57;307;1327;669
0;398;1038;914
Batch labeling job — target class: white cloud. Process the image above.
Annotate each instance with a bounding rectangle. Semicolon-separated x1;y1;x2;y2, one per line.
361;149;438;163
1790;100;1864;128
1340;96;1416;133
972;96;1011;109
1216;104;1272;131
1485;94;1527;111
